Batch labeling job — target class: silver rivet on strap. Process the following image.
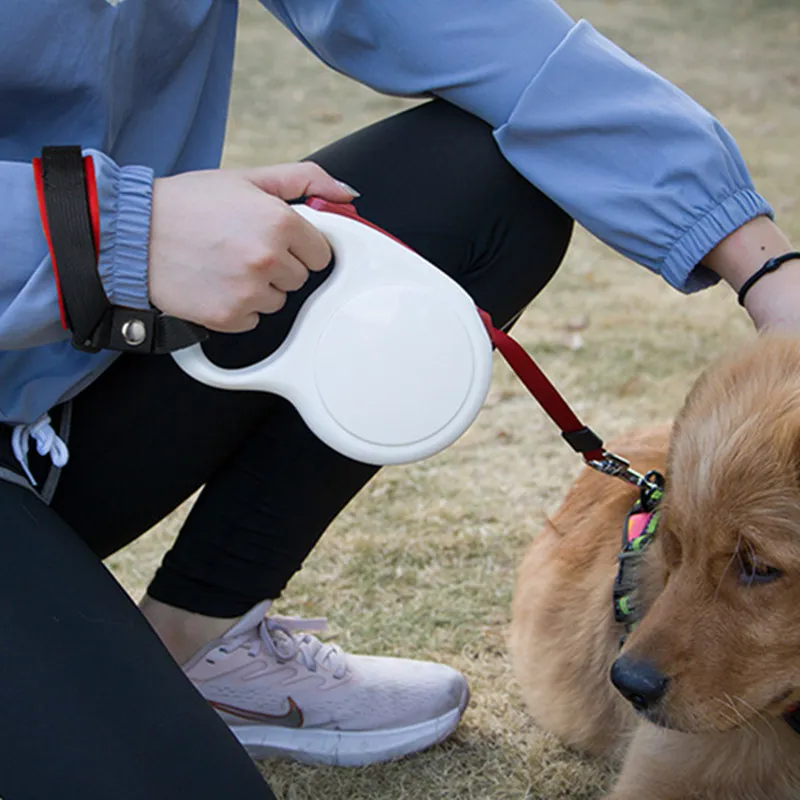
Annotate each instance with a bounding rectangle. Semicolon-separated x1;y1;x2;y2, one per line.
121;318;147;347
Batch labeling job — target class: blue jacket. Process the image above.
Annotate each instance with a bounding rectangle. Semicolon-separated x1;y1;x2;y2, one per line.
0;0;772;424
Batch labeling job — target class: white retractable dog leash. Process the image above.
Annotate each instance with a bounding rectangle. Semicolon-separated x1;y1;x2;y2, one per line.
172;198;493;465
172;197;659;493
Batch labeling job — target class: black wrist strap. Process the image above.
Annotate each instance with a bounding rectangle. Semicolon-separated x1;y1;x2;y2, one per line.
737;251;800;307
39;146;208;354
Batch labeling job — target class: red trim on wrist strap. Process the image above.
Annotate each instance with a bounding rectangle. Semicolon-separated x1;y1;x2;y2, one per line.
32;156;68;330
82;155;100;261
33;154;100;331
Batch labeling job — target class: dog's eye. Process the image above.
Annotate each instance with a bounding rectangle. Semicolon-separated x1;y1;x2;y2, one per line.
737;549;782;586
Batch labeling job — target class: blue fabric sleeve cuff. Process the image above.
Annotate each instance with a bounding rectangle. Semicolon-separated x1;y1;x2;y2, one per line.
662;188;774;293
491;20;774;295
90;150;154;310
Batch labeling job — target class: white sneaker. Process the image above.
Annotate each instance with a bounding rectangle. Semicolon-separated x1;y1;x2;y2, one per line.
183;601;470;766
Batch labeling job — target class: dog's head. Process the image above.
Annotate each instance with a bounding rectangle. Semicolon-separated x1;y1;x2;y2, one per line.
613;333;800;733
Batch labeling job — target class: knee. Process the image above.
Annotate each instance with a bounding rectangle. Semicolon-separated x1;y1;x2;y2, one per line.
463;154;575;324
427;101;574;299
517;187;574;291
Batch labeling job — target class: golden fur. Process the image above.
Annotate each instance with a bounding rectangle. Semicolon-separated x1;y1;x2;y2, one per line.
510;333;800;799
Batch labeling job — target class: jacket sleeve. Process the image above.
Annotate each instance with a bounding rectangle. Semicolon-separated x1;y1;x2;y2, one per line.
263;0;773;292
0;150;153;350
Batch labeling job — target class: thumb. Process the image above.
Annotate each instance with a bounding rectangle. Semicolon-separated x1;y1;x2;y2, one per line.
244;161;360;203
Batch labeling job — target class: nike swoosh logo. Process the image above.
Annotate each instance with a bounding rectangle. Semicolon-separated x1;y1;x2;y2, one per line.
209;696;304;728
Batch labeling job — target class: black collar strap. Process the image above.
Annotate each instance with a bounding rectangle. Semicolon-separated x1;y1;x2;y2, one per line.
613;473;664;646
33;146;207;354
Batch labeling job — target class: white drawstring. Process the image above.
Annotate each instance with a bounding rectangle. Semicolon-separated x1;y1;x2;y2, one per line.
11;413;69;486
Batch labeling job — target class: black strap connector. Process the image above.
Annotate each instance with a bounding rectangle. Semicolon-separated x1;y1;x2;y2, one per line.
561;426;604;455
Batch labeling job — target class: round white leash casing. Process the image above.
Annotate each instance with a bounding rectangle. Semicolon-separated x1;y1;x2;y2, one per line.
171;202;493;465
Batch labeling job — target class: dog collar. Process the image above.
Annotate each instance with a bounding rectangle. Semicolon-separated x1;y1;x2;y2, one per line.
612;474;664;644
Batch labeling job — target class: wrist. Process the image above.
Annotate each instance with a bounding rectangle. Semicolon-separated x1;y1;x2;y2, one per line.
33;148;206;354
702;216;800;329
703;216;792;290
739;257;800;331
736;252;800;307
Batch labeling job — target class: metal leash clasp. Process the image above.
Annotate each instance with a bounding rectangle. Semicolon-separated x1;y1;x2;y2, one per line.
586;451;661;495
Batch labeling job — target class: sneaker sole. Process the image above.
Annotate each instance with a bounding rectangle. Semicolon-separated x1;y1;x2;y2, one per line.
231;686;469;767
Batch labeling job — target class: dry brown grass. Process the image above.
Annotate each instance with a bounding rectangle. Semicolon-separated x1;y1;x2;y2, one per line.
106;1;800;797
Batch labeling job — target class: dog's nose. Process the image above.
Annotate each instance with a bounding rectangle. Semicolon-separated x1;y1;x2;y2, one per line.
610;655;669;712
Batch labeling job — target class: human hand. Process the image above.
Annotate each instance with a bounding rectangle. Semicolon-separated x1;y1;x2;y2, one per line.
704;216;800;330
148;162;357;332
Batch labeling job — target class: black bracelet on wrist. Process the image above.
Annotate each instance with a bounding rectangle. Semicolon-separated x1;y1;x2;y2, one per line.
737;251;800;307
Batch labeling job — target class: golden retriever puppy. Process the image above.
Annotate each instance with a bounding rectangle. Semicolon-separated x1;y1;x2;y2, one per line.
510;333;800;800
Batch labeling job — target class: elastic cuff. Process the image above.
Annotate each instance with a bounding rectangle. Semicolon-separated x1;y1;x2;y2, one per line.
95;155;154;310
661;188;774;294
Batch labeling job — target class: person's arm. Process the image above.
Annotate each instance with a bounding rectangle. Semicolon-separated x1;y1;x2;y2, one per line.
0;151;153;351
263;0;775;296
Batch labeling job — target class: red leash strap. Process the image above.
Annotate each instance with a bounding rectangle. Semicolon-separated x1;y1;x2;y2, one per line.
304;199;614;470
478;310;605;463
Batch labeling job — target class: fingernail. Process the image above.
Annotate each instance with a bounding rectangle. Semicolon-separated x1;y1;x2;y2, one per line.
336;179;361;198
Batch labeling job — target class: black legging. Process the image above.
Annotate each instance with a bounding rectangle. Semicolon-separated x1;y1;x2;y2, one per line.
53;101;573;615
2;100;572;797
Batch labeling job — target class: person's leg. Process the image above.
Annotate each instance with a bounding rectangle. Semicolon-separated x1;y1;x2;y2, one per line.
0;480;275;800
146;99;573;619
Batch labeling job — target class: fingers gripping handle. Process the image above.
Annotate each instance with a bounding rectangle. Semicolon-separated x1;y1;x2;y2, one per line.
169;202;344;393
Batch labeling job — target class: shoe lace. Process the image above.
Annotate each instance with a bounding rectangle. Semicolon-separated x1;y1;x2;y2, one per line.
223;614;348;680
11;413;69;486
